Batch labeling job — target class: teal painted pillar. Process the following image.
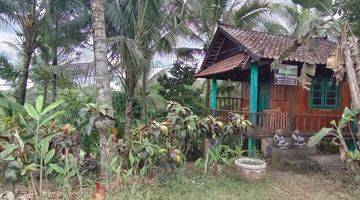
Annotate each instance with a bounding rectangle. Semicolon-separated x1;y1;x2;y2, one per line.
348;139;357;152
248;62;259;157
210;79;218;116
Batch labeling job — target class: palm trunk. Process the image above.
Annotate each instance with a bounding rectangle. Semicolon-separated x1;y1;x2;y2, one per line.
345;41;360;107
141;68;148;119
124;95;134;141
16;47;33;105
205;79;210;108
348;35;360;141
51;47;58;102
92;0;115;179
43;80;48;105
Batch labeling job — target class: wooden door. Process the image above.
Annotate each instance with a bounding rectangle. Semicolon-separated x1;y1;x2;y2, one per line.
258;78;270;112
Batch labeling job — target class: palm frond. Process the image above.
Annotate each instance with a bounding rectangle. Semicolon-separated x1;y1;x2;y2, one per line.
234;0;270;29
262;21;290;35
172;47;205;60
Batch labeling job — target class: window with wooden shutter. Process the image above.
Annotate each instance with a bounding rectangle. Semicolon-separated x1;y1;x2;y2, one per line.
310;75;339;109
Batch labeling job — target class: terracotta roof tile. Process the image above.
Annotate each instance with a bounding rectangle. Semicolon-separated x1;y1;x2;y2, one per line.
219;24;336;65
195;53;250;78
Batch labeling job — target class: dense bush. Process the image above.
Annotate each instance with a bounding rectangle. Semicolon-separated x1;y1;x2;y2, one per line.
157;61;206;116
0;94;251;198
122;101;252;175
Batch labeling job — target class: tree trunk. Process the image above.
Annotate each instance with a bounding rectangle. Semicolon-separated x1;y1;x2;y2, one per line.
141;68;148;119
344;41;360;108
348;36;360;140
51;47;58;103
43;80;48;105
15;48;33;105
124;95;133;141
91;0;116;179
205;79;210;108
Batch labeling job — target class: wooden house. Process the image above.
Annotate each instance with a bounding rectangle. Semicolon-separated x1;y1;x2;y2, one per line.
194;24;352;149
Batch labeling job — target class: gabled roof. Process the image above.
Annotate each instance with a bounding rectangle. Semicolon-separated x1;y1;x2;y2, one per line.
218;24;336;65
194;52;250;78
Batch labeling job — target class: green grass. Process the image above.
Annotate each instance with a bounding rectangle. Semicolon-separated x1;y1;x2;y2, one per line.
108;169;271;200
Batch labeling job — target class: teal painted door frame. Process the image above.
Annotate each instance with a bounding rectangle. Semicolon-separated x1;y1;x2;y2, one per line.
210;79;218;116
248;62;259;157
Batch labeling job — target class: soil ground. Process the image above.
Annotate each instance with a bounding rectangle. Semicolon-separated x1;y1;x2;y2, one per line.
1;157;360;200
107;161;360;200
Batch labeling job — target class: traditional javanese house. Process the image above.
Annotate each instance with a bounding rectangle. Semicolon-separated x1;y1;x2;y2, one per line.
195;23;352;151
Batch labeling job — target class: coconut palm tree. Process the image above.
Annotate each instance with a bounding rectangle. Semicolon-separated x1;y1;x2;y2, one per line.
36;0;90;102
0;0;89;105
91;0;116;177
105;0;192;139
267;3;314;37
174;0;271;107
0;0;50;104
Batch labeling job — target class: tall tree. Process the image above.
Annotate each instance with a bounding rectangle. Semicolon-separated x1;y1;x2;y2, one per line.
176;0;270;107
0;1;48;104
157;60;205;115
106;0;191;139
265;3;313;36
91;0;115;177
36;0;90;102
0;54;16;87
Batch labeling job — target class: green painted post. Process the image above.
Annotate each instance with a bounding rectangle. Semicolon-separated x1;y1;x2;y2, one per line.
249;62;259;157
210;79;218;116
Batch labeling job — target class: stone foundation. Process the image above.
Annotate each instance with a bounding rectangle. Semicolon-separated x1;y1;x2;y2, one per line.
270;147;320;171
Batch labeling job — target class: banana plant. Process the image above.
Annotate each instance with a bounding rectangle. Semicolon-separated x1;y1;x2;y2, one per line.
307;107;360;162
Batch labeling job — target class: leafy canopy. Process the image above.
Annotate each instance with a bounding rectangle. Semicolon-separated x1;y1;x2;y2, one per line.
157;61;205;116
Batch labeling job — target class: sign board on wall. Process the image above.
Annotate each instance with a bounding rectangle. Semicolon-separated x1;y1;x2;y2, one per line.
274;64;298;85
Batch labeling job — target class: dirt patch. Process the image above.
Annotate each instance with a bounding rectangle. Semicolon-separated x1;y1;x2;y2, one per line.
266;169;353;200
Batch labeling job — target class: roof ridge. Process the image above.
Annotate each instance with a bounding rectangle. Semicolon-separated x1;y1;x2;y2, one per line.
218;23;335;43
218;23;295;39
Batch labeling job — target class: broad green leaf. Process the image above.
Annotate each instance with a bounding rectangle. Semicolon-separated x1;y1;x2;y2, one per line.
146;146;154;156
0;144;17;159
126;167;134;177
35;95;44;113
129;151;135;166
140;165;148;176
46;166;54;175
40;111;65;126
69;169;77;177
24;103;39;121
330;120;337;127
19;114;33;133
40;134;56;146
110;156;119;167
9;160;23;168
307;127;334;147
25;163;38;171
50;164;65;175
21;163;38;175
5;169;17;181
85;115;96;135
3;156;15;161
40;140;50;155
44;149;55;164
41;99;64;115
38;134;56;154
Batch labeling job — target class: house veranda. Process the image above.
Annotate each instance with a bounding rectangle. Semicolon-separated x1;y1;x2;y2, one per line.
195;24;353;149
